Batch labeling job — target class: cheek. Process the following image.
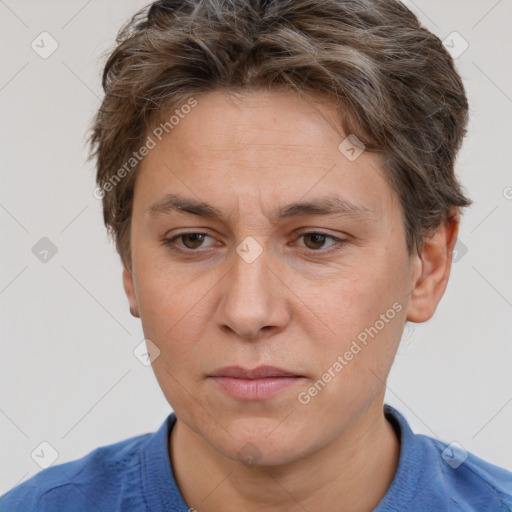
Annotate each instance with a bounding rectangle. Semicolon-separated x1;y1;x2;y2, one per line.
134;263;217;382
310;258;405;336
138;270;211;414
302;255;408;384
136;256;210;330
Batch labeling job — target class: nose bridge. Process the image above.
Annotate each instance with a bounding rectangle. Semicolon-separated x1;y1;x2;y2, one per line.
215;240;287;339
227;243;272;313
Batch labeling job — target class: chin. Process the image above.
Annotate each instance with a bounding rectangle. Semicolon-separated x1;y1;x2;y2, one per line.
206;416;313;467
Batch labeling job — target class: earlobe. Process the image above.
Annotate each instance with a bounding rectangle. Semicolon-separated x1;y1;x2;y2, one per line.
406;213;460;323
122;267;140;318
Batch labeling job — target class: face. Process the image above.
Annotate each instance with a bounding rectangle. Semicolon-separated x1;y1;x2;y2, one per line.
123;89;422;466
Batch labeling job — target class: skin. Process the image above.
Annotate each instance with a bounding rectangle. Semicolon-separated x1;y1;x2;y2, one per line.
122;89;459;511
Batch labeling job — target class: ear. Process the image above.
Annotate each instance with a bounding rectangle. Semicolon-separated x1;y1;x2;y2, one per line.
123;266;140;318
406;212;460;323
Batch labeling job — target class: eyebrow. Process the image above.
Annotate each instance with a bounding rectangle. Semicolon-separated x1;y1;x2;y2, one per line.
147;193;372;224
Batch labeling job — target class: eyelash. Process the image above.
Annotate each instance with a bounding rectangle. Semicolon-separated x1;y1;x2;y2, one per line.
161;231;346;256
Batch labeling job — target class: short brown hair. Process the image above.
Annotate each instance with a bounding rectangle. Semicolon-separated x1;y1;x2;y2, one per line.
88;0;471;270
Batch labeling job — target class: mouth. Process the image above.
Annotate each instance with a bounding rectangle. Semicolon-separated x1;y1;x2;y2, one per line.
208;366;306;400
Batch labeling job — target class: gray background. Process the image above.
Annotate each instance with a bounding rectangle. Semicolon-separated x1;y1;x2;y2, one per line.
1;0;511;493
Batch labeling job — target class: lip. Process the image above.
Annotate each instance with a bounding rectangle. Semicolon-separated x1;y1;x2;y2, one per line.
208;366;305;400
209;365;302;379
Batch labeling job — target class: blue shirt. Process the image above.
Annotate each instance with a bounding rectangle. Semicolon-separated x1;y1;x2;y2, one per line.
1;405;511;511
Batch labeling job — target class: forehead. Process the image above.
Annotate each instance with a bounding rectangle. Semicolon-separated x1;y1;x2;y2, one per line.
157;89;346;155
134;89;397;222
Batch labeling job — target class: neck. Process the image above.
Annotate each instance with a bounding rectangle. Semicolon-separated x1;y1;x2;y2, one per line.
169;399;400;512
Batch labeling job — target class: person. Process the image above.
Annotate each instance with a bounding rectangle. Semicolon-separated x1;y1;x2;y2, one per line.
1;0;511;510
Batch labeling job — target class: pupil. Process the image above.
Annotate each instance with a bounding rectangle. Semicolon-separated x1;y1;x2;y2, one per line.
306;234;325;250
181;234;327;250
183;234;204;248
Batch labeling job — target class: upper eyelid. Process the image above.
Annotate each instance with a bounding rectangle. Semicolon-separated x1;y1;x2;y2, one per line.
167;229;341;240
165;230;343;249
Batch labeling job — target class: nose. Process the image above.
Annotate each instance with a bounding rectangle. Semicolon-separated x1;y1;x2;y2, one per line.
213;245;290;340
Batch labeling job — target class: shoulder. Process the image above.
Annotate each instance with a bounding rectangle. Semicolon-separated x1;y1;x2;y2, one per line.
0;432;152;512
380;405;512;512
419;433;512;511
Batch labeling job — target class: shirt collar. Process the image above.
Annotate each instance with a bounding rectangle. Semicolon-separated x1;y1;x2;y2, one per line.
140;404;424;512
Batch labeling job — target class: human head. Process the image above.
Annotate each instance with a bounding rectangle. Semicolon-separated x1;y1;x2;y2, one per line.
88;0;471;272
86;0;470;468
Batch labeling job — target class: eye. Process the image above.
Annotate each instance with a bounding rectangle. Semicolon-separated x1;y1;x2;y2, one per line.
163;232;217;252
296;232;343;252
162;231;346;255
